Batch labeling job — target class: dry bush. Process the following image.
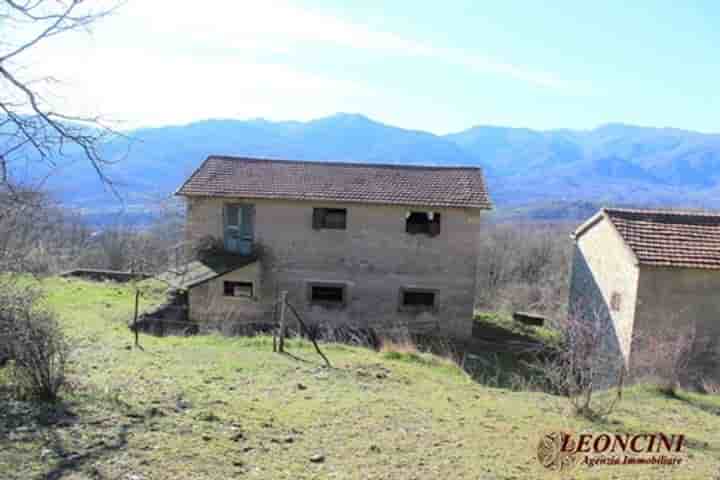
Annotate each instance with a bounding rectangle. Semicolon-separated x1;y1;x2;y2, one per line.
700;378;720;395
378;332;465;372
0;282;69;402
631;322;713;395
379;337;420;356
378;329;466;368
476;222;572;323
537;309;626;418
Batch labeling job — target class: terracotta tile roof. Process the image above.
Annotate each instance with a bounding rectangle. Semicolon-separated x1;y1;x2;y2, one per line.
158;252;258;290
176;156;492;209
604;208;720;269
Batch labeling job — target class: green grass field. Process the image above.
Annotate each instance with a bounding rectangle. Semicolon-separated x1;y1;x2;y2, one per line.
1;277;719;479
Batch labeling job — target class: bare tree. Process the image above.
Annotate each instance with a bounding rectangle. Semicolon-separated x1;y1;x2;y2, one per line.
0;0;122;193
0;0;123;273
475;223;572;321
0;186;93;273
73;195;185;274
538;306;627;418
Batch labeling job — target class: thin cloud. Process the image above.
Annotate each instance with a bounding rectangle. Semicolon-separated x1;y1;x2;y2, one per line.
122;0;567;89
6;0;570;131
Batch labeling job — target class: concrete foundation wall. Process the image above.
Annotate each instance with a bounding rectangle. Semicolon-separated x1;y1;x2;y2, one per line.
184;197;482;339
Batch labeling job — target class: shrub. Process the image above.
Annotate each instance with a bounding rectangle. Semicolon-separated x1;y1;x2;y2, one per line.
700;378;720;395
379;337;420;356
632;322;712;395
0;282;69;402
536;309;626;418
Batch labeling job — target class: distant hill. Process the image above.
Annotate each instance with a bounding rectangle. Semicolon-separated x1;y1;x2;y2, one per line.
35;114;720;219
42;114;476;210
449;122;720;208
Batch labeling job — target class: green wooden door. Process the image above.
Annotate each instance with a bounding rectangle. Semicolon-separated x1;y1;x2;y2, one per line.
224;204;254;255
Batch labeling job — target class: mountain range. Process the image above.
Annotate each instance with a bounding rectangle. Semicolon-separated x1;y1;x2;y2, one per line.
40;113;720;219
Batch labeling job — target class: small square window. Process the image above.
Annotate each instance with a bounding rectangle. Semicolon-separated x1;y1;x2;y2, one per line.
308;282;347;307
400;288;437;311
405;211;440;236
313;208;347;230
610;292;622;312
224;281;253;298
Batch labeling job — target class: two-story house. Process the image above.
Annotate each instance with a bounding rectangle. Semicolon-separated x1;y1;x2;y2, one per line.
171;156;492;339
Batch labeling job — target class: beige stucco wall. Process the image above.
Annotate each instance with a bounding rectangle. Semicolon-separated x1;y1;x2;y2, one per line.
569;216;640;364
632;267;720;373
188;262;267;323
184;196;482;339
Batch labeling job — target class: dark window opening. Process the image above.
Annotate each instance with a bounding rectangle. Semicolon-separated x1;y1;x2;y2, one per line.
406;211;440;236
313;208;347;230
224;281;253;298
610;292;622;312
400;288;437;312
310;285;345;304
403;290;435;307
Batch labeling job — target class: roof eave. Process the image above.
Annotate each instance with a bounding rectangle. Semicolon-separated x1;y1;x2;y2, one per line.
571;209;606;240
602;210;641;267
571;208;641;267
175;192;491;210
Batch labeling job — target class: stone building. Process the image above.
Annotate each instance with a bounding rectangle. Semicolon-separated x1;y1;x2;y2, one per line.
569;207;720;371
166;156;492;339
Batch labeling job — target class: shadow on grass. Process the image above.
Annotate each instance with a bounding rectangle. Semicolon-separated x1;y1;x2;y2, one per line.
0;388;77;430
280;351;314;364
43;425;130;480
667;390;720;417
574;388;720;458
463;350;551;391
0;388;146;480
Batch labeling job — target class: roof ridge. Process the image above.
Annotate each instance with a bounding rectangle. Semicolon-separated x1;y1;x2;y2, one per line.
603;206;720;218
177;155;492;209
207;155;483;171
590;206;720;270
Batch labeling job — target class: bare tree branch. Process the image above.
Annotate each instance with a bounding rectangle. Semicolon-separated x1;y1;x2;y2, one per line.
0;0;124;198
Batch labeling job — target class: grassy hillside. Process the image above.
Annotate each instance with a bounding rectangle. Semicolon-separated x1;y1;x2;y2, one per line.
1;278;719;479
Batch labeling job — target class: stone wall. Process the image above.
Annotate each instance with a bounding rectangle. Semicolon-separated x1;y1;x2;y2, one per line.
184;196;483;339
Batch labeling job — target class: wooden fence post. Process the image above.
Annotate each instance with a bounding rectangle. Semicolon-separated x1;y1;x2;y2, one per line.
284;300;331;368
133;288;141;348
278;290;287;353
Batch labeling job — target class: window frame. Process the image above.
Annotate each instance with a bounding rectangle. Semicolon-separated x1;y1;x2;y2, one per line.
312;207;348;230
398;287;439;313
306;281;349;308
223;280;255;299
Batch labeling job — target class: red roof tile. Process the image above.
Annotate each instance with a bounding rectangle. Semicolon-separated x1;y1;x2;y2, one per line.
176;156;492;209
604;208;720;269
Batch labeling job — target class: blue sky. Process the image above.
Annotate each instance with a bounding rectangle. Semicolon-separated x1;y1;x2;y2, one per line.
17;0;720;133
